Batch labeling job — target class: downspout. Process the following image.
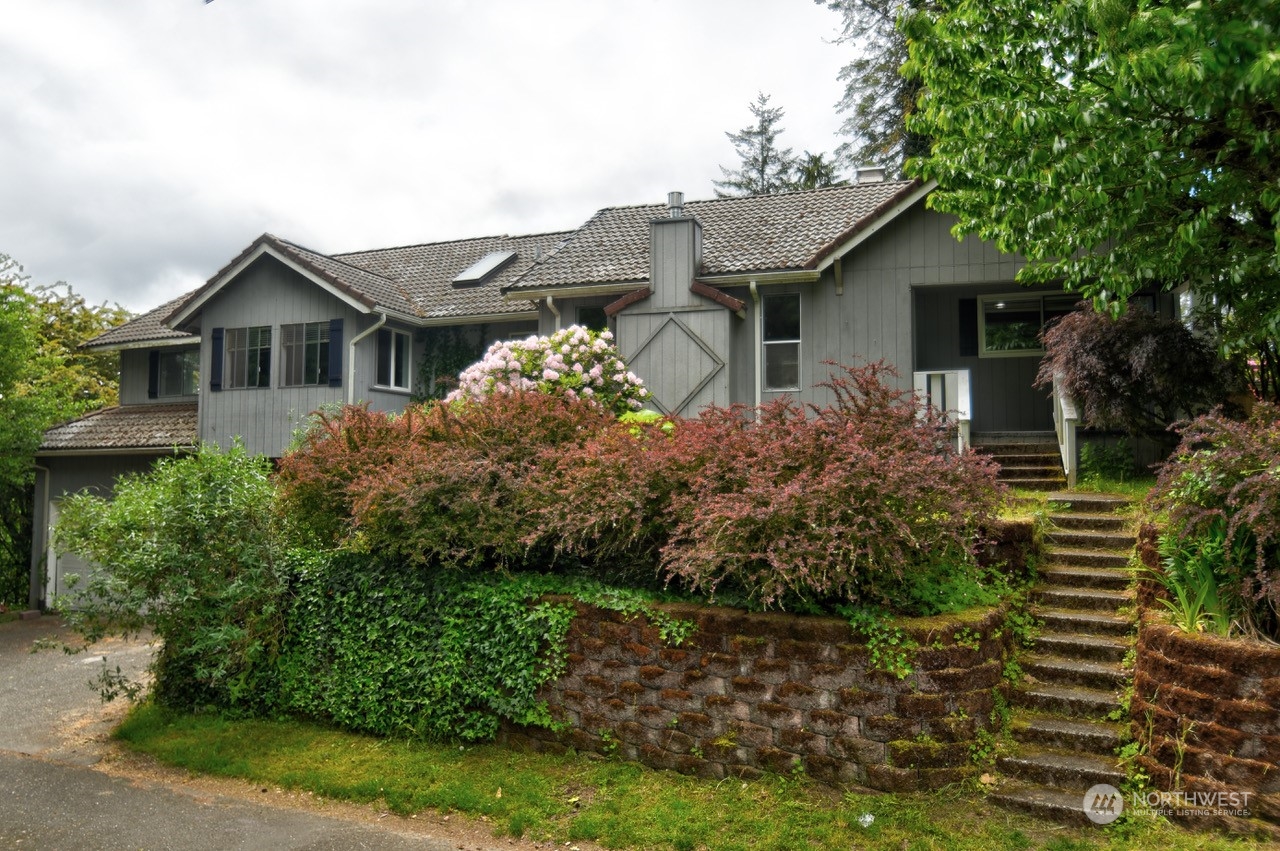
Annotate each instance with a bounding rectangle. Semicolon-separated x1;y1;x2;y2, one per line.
347;313;387;405
546;296;561;332
31;463;50;611
749;281;762;409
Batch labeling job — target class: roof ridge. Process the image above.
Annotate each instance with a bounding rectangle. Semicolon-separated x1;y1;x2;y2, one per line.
332;229;577;258
270;235;397;284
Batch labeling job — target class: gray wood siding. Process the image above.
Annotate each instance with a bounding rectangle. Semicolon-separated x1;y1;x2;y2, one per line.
649;218;702;310
119;346;200;406
537;297;610;335
618;308;730;415
198;258;362;456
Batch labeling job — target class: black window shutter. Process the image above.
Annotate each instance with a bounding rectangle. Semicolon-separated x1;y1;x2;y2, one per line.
147;350;160;399
328;318;343;387
958;298;978;357
210;327;224;392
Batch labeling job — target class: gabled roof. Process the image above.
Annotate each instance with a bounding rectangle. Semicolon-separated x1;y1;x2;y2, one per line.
83;291;199;351
336;231;572;321
506;180;921;294
37;403;198;454
166;231;573;329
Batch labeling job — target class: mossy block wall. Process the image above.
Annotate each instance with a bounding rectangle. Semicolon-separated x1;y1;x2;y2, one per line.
1133;524;1280;840
500;601;1012;792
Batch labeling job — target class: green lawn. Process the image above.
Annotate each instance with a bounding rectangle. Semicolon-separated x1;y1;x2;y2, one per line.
116;704;1266;851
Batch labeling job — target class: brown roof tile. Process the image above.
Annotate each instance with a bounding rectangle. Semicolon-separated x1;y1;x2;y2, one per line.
38;404;198;452
84;292;198;350
506;181;919;291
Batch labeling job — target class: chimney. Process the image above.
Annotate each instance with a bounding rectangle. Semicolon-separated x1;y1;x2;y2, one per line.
854;167;886;184
667;191;685;218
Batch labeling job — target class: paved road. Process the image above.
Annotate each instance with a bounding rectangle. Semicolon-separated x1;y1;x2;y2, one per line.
0;615;510;851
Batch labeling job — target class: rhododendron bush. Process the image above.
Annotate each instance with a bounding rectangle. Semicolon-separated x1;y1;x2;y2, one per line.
448;325;649;416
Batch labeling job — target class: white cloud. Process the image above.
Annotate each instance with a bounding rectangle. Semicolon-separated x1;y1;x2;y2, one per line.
0;0;851;312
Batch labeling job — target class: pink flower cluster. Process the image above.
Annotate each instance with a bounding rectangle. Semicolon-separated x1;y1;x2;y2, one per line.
447;325;650;416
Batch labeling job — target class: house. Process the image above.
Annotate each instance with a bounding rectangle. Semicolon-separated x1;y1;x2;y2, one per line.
28;176;1172;609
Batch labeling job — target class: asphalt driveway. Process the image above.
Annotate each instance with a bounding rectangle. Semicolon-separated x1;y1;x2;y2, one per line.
0;615;517;851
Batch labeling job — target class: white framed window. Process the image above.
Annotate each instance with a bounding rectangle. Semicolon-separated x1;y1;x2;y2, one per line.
376;328;412;390
225;326;272;388
979;294;1077;357
282;322;330;386
762;293;801;391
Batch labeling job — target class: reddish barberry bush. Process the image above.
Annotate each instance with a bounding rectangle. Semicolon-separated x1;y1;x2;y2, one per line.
658;363;1006;611
1148;403;1280;638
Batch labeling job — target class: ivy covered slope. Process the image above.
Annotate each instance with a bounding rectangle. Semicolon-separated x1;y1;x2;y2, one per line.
59;327;1014;742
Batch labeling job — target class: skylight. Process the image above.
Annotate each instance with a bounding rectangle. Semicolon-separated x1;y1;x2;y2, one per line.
452;250;517;287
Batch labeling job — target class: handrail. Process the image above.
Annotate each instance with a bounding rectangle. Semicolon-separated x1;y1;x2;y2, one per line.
1052;372;1079;488
912;369;971;453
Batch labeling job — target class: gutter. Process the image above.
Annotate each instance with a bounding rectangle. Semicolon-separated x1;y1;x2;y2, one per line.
546;296;561;332
347;313;387;405
749;281;762;409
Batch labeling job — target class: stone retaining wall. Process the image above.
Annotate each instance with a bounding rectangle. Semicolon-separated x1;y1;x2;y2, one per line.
501;600;1012;792
1133;524;1280;839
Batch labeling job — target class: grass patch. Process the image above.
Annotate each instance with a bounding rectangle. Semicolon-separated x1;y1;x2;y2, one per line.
116;703;1267;851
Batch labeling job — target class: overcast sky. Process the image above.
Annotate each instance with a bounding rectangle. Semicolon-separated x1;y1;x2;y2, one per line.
1;0;854;313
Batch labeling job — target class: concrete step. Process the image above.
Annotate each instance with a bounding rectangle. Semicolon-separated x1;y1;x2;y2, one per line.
1004;476;1069;491
1034;586;1132;614
1044;529;1136;551
988;782;1094;825
997;748;1126;790
1046;493;1131;514
1037;608;1134;637
1038;565;1131;591
1035;632;1130;664
1023;653;1129;690
1014;682;1123;718
1049;512;1131;533
1044;548;1132;570
1009;712;1125;755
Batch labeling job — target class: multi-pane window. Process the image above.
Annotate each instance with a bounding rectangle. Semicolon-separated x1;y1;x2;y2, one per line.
225;326;272;389
282;322;330;386
376;328;411;390
980;294;1077;356
762;293;801;391
156;349;198;397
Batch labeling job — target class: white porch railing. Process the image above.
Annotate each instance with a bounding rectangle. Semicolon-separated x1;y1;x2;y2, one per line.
913;369;971;453
1052;372;1079;488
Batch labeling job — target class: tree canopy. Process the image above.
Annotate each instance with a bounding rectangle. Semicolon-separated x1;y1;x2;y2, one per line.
818;0;934;176
714;92;797;197
1;255;130;605
904;0;1280;400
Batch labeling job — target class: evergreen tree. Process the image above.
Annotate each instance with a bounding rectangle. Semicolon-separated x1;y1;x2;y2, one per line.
713;92;796;197
817;0;934;176
790;151;845;191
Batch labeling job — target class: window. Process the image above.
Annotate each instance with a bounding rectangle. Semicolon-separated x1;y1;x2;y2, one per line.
576;306;608;332
762;293;801;391
282;322;330;386
376;328;412;390
151;349;198;398
979;294;1077;356
225;326;272;388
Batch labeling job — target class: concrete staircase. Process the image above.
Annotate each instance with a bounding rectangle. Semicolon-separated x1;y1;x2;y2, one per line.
972;432;1067;492
990;492;1136;824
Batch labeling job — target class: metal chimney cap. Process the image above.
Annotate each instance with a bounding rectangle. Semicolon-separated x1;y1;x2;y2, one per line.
854;167;886;184
667;191;685;218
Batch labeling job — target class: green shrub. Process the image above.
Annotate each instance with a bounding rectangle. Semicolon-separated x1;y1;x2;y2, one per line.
54;443;285;712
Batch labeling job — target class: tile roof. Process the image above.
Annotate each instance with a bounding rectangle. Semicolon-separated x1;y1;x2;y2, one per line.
83;292;199;350
506;180;920;291
335;231;573;320
38;403;198;452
